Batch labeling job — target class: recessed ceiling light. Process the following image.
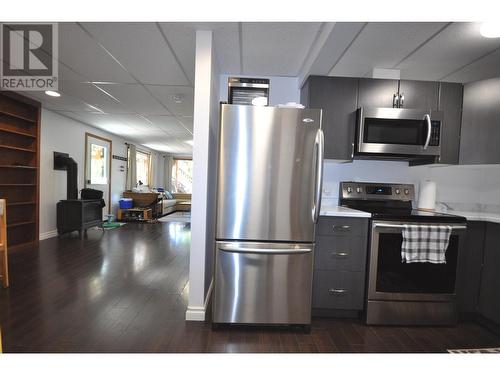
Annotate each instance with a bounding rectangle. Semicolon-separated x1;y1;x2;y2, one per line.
480;22;500;38
45;90;61;97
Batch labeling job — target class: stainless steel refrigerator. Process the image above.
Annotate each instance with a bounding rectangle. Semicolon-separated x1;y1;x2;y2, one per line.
213;104;324;326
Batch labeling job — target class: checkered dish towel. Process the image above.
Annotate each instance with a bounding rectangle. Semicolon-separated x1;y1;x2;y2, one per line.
401;224;452;264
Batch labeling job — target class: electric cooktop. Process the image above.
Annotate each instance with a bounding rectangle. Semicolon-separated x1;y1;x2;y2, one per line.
339;181;467;224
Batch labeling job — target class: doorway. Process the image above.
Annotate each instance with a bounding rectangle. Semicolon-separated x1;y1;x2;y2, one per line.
85;132;112;218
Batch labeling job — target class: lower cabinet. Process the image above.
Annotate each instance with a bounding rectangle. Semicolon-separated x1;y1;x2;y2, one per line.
478;222;500;326
456;221;500;328
312;216;369;317
456;221;486;314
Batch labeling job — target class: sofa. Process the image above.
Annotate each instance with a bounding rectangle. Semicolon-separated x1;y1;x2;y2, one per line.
162;193;191;216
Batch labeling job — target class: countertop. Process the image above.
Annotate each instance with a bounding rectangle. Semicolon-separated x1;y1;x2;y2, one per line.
319;199;500;223
320;202;371;218
433;208;500;224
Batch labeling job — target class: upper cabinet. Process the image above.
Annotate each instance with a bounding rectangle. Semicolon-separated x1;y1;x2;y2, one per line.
399;80;439;111
459;78;500;165
358;78;439;111
438;82;463;165
358;78;399;108
301;76;358;160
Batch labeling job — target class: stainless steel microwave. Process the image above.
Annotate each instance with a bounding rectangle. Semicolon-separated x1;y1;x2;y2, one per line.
355;107;442;158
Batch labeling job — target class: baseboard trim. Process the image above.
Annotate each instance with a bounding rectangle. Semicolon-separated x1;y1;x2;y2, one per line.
40;230;58;241
185;278;213;321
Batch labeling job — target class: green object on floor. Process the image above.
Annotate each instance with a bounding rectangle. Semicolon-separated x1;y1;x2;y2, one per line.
102;222;122;229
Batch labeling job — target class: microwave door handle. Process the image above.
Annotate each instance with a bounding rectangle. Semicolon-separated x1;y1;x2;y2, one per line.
423;114;432;150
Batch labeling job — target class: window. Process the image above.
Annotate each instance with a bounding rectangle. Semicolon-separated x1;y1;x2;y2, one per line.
90;143;107;184
171;158;193;193
136;151;151;186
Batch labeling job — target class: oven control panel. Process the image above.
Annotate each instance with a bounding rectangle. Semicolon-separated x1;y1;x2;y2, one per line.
340;182;415;201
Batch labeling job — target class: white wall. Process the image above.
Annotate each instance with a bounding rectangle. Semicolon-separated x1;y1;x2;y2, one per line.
40;109;164;239
187;30;218;321
322;160;500;210
219;74;300;105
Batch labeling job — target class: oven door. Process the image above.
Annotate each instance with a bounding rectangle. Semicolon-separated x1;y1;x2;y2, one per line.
357;107;442;156
368;220;466;302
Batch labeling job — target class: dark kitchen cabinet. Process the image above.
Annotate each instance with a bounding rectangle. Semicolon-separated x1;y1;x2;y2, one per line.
478;222;500;326
460;78;500;164
398;80;439;111
456;221;486;315
301;76;358;160
358;78;439;111
437;82;463;165
313;216;369;317
358;78;399;108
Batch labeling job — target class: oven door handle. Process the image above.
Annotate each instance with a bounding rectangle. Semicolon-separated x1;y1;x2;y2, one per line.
373;223;467;231
423;114;432;150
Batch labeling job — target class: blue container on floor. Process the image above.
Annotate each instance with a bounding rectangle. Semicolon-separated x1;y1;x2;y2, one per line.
119;198;133;209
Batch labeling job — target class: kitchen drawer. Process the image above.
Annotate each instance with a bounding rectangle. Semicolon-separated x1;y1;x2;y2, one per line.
316;217;368;237
312;270;365;310
315;235;367;271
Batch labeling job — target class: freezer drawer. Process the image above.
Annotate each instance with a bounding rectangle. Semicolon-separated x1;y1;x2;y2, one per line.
213;241;314;324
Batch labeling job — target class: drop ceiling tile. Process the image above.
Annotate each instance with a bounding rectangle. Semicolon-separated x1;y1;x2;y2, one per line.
213;23;240;74
27;91;97;113
145;115;190;135
330;22;448;77
58;23;135;84
83;23;190;85
146;85;194;116
241;22;322;76
397;22;500;81
58;63;87;83
444;47;500;83
158;23;196;85
308;22;366;76
177;116;193;132
95;84;171;115
59;80;132;114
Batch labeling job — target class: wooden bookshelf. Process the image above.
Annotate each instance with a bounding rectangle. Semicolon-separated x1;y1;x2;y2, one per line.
0;92;40;251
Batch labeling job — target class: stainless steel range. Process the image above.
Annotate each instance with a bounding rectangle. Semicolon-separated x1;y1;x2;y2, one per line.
339;181;467;325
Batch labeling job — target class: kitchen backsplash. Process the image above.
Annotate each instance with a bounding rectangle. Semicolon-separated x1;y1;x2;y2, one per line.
322;160;500;208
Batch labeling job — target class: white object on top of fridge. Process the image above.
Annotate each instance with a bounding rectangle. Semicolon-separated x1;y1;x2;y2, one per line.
276;102;305;108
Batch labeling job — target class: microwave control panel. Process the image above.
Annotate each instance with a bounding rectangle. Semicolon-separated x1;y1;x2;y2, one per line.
428;120;441;147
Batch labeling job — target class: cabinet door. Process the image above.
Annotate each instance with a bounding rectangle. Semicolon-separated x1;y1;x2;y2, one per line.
398;80;439;111
456;221;485;314
438;82;463;165
358;78;399;108
460;78;500;164
479;222;500;325
302;76;358;160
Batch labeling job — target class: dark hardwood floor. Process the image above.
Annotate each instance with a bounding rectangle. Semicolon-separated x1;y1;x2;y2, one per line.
1;222;499;353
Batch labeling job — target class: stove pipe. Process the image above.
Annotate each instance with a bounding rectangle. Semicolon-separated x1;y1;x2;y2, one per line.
54;153;78;200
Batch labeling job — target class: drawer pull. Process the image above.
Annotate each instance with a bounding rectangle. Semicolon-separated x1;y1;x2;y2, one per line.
328;288;348;295
332;225;351;232
331;251;348;257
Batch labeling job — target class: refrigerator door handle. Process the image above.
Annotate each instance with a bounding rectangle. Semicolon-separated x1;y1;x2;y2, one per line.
312;129;324;223
219;243;312;254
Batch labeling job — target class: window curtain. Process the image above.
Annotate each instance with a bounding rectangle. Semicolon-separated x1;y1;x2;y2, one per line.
125;143;137;190
148;153;154;187
164;155;174;192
